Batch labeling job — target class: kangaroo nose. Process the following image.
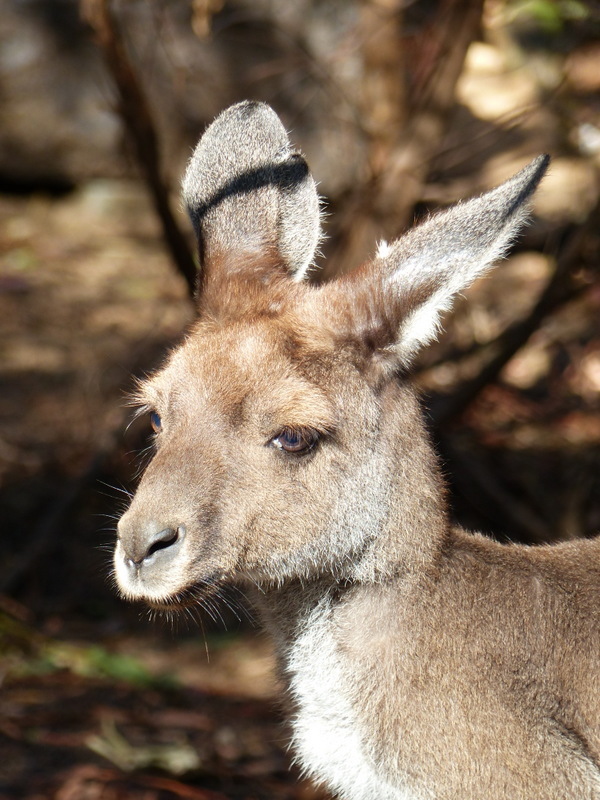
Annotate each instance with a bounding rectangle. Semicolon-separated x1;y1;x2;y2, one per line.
121;524;186;567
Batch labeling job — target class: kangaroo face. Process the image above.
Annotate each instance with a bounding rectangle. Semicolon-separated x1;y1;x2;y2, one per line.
112;100;562;800
114;298;393;608
114;101;548;611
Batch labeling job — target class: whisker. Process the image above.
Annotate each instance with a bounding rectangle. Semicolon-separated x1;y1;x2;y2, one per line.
208;598;228;630
196;611;210;663
213;589;241;624
95;543;117;553
97;480;134;500
198;599;218;626
227;588;255;625
94;513;122;523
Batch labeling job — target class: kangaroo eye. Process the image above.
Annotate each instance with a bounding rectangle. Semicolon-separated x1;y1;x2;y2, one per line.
271;427;318;454
150;411;162;433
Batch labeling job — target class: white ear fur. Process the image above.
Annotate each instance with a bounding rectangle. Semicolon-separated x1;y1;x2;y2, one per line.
376;155;549;366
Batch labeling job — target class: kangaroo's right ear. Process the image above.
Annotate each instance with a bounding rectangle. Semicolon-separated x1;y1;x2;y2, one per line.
182;101;322;286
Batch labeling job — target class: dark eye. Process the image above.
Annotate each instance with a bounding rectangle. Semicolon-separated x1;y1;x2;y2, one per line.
150;411;162;433
271;427;318;454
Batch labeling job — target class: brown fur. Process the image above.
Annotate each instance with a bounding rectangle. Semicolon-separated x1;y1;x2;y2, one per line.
114;104;597;798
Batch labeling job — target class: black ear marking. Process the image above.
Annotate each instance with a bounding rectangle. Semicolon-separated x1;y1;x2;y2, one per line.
189;156;311;238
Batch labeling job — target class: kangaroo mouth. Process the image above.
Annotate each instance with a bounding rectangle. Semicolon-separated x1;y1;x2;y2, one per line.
145;576;224;612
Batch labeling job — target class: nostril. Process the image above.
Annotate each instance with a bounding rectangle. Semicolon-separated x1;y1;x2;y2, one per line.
142;524;185;563
119;523;186;568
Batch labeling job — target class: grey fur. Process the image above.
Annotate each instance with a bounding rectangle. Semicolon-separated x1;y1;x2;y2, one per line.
113;105;600;800
182;101;321;279
373;155;549;364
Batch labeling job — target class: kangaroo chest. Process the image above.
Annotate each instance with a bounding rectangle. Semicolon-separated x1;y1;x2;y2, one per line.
281;598;417;800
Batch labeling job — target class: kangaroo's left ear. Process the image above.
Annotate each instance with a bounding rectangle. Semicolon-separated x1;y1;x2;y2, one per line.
324;155;549;368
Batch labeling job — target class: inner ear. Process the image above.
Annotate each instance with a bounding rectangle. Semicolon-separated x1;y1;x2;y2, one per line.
318;263;437;358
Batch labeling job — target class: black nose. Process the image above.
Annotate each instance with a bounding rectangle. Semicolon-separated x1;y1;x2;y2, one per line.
125;524;185;567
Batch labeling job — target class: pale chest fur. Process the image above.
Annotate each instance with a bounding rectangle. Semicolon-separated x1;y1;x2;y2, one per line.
282;595;419;800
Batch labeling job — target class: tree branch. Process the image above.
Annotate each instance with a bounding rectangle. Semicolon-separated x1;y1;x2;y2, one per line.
81;0;198;297
429;207;600;427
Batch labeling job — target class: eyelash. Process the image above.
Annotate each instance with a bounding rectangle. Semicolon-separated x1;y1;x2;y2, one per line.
270;427;320;455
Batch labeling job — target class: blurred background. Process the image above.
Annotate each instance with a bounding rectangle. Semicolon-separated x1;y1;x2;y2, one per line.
1;0;599;797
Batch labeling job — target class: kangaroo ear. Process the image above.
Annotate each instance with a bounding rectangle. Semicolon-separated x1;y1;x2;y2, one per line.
327;155;550;368
182;101;322;283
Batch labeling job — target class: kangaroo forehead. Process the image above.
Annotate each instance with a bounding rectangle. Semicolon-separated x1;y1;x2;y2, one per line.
146;320;337;427
187;318;320;374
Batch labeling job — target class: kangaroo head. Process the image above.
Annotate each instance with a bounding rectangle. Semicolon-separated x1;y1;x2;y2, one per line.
114;101;548;608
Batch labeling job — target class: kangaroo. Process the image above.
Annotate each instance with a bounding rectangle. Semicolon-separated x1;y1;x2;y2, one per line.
114;101;600;799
